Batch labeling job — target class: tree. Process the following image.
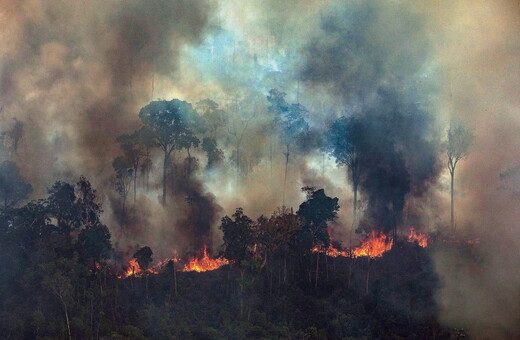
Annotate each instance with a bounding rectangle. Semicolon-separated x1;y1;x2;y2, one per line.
326;116;363;238
201;137;224;171
134;246;153;271
447;122;473;231
139;99;197;204
117;130;145;202
297;187;339;289
267;89;309;205
196;99;228;138
113;157;133;228
137;126;158;192
76;223;112;265
47;177;102;231
220;208;256;318
257;207;298;286
227;98;256;182
0;160;33;210
178;130;200;177
220;208;255;265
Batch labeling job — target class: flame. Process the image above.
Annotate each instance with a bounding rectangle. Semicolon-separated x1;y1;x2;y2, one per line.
407;227;428;247
118;256;179;279
352;230;393;258
118;258;156;278
181;246;229;272
312;244;349;258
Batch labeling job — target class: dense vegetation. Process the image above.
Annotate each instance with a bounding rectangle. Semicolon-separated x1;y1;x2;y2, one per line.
0;171;462;339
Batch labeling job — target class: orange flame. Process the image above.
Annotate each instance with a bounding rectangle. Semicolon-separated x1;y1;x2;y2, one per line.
181;246;229;272
118;258;157;278
407;227;428;247
352;230;393;258
312;244;349;258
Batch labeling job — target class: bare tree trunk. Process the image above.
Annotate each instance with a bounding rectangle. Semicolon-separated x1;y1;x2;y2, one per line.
450;170;455;231
120;197;126;231
283;144;290;206
133;167;137;202
60;297;72;340
162;151;168;204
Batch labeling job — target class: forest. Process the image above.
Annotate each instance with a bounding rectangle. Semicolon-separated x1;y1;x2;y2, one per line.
1;0;520;339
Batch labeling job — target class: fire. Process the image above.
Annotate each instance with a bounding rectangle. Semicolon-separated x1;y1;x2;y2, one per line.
182;246;229;272
352;230;393;258
118;258;157;278
407;227;428;247
312;244;349;258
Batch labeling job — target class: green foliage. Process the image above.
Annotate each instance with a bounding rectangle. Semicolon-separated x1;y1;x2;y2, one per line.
220;208;255;265
297;187;340;250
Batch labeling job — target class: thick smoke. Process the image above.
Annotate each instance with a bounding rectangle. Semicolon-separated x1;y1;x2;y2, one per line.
300;1;440;233
0;0;214;191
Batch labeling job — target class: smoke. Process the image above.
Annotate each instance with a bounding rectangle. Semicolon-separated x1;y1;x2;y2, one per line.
300;1;441;233
0;0;215;192
2;1;520;337
424;1;520;338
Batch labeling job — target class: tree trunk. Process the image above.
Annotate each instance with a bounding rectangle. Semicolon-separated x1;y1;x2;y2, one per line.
187;148;192;178
315;251;319;289
120;197;126;231
162;151;168;204
236;142;240;182
283;255;287;284
174;261;178;296
240;269;245;319
353;181;358;227
450;170;455;231
60;298;72;340
283;144;290;206
365;258;371;295
133;166;137;203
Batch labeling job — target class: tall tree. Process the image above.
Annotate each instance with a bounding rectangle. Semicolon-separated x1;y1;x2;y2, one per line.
297;187;339;289
137;126;158;192
139;99;197;204
326;116;363;234
178;130;200;177
202;137;224;171
76;223;112;266
447;122;473;231
267;89;309;205
113;157;133;228
117;130;145;202
0;160;33;211
220;208;256;319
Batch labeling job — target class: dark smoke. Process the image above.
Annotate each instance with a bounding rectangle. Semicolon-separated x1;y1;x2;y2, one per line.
301;1;440;233
0;0;215;191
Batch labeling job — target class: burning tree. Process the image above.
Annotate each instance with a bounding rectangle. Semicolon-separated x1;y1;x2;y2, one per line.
447;121;473;231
